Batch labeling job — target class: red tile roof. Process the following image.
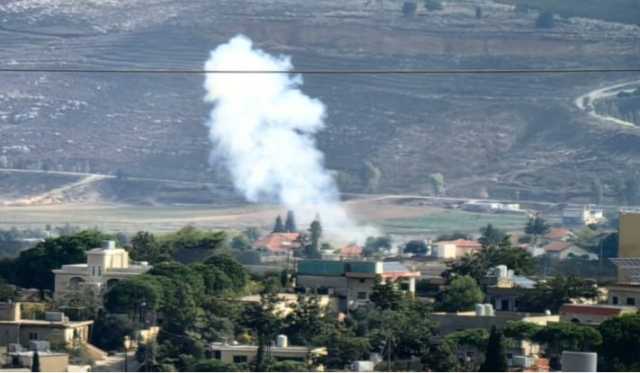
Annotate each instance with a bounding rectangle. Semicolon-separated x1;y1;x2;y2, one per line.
560;304;626;317
545;227;573;241
340;244;362;258
544;241;571;252
253;233;301;253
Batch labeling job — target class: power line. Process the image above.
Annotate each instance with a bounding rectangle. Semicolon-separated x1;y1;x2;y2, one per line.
0;67;639;75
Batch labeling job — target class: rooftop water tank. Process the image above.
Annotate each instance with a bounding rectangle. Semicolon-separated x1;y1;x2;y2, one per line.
561;351;597;372
475;303;485;316
483;303;495;316
102;240;116;250
276;334;288;348
496;265;508;278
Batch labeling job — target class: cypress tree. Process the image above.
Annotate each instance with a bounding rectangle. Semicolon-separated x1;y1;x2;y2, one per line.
273;216;285;233
307;219;322;258
480;326;507;372
31;350;40;372
284;210;297;233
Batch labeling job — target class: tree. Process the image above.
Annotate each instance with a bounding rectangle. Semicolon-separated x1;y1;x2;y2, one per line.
306;219;322;258
403;240;428;255
478;224;506;247
535;10;555;28
599;314;640;371
519;276;598;313
424;0;442;11
192;359;238;372
504;321;542;341
284;210;297;233
525;216;550;245
480;326;507;372
428;173;445;195
590;178;603;205
242;227;261;243
370;280;405;311
438;275;484;312
321;327;370;370
401;1;417;17
129;231;166;264
230;234;251;251
421;340;459;371
32;350;40;372
242;293;283;371
283;296;330;346
14;230;111;290
273;216;285;233
104;276;161;318
533;322;601;370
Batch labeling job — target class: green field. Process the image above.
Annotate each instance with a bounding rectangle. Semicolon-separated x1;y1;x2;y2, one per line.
381;209;530;236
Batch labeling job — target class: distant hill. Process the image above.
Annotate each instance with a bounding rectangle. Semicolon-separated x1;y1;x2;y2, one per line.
0;0;639;205
496;0;640;25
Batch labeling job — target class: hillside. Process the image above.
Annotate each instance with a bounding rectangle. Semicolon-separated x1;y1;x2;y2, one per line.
1;0;640;205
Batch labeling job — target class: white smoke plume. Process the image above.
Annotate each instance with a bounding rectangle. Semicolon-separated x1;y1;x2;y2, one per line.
203;35;376;243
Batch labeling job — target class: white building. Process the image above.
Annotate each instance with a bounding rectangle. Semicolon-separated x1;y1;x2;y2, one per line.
562;205;605;226
53;240;152;300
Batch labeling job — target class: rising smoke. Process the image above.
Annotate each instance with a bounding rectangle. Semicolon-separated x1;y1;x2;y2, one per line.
203;35;375;242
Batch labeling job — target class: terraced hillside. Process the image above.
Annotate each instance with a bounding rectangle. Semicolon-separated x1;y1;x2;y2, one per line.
0;0;639;204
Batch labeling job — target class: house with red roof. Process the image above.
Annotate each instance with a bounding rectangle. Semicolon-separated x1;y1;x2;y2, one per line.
253;233;301;255
543;241;597;260
544;227;574;242
339;244;363;258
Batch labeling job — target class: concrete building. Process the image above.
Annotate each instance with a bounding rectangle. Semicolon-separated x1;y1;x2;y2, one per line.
559;304;637;326
606;283;640;306
543;242;597;260
7;350;69;372
0;303;92;348
207;336;326;366
295;260;419;311
562;206;604;226
433;239;482;259
432;310;558;335
53;240;151;300
484;265;537;312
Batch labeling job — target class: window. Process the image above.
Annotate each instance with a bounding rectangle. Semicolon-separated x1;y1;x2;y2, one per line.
233;355;248;363
357;291;367;300
98;267;102;276
501;299;510;311
92;267;95;276
359;279;365;283
612;296;619;305
213;351;221;360
28;332;38;340
627;297;636;306
399;282;409;291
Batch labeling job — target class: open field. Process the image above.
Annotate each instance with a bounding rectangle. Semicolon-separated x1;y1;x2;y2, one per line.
380;209;530;236
0;198;536;240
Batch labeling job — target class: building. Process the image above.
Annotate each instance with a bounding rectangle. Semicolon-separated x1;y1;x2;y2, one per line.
433;239;482;259
432;310;558;335
207;336;326;366
238;293;337;317
562;206;604;226
559;304;637;326
0;303;92;348
253;233;301;254
544;228;574;242
339;244;363;258
53;240;152;300
7;350;69;372
295;260;420;311
543;241;597;260
484;265;537;312
606;283;640;306
610;212;640;283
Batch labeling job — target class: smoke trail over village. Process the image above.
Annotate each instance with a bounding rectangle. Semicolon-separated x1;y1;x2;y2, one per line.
203;35;375;242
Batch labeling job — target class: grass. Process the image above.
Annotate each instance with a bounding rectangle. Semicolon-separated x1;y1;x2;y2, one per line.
381;209;529;236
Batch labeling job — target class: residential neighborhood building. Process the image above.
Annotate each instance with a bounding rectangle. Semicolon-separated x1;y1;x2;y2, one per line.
544;227;574;242
562;205;604;226
0;303;92;348
433;239;482;259
606;283;640;306
432;310;558;335
339;244;363;258
253;233;301;255
543;241;597;260
52;240;152;300
559;304;637;326
484;265;537;312
207;336;326;367
295;259;420;311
